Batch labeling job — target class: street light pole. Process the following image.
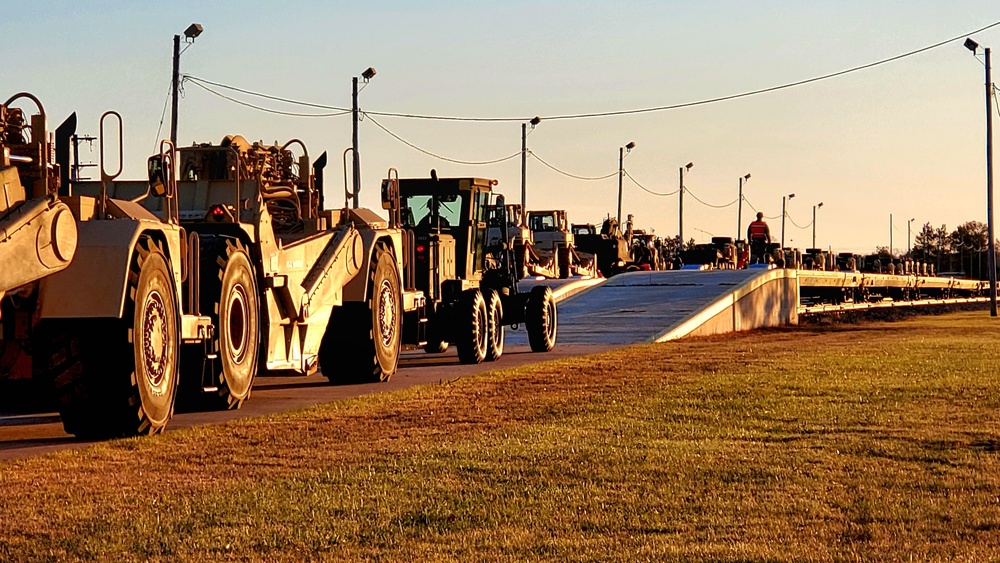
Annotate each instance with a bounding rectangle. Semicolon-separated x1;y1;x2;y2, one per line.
352;75;359;208
351;67;376;209
169;23;203;148
737;173;750;241
966;38;997;316
781;193;795;248
679;162;693;243
812;202;823;248
616;141;635;225
521;122;527;208
521;116;540;211
988;46;997;315
908;218;915;255
170;33;180;147
890;213;893;258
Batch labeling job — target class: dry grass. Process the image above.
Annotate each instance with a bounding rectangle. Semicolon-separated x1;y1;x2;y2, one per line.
3;312;1000;561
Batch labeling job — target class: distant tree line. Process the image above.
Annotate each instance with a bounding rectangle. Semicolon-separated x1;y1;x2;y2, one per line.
880;221;997;279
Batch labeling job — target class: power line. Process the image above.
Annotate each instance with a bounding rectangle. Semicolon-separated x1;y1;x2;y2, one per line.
529;151;619;181
364;112;521;165
786;214;812;229
623;170;679;196
184;75;350;112
743;196;781;220
152;80;172;152
685;188;738;209
185;78;350;117
184;20;1000;122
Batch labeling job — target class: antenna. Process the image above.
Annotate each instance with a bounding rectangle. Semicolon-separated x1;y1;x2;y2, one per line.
71;133;98;181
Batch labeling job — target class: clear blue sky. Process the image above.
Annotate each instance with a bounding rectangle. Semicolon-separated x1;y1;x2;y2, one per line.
3;1;999;253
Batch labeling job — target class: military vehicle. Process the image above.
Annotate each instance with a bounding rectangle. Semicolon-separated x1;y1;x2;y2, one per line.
384;173;557;363
487;203;560;280
1;94;213;437
84;135;426;403
526;210;596;279
573;217;636;277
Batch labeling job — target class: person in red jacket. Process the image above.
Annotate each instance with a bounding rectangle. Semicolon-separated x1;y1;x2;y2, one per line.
747;212;771;264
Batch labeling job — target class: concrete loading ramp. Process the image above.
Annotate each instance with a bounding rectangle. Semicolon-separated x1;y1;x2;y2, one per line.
550;269;798;346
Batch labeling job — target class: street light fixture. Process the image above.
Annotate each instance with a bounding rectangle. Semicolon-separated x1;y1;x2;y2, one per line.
812;202;823;248
520;116;541;212
170;23;204;147
737;173;751;241
965;36;997;316
678;162;694;243
616;141;636;225
781;193;795;248
351;67;377;208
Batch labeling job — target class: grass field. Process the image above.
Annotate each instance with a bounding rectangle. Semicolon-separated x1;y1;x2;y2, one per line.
3;311;1000;561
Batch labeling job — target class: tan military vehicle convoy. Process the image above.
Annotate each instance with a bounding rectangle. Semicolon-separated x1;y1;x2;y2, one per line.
1;92;557;439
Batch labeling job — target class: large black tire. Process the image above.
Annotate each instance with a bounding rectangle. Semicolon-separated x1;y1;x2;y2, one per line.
484;289;504;362
320;243;401;384
455;289;488;364
181;238;259;410
50;237;179;438
558;246;571;279
525;285;557;353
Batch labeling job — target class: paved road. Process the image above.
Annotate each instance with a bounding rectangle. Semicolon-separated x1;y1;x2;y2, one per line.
0;277;613;461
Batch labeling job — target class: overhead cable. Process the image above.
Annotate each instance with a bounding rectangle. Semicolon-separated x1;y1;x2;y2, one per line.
364;113;521;165
685;188;738;209
624;170;679;196
185;78;350;117
184;20;999;122
529;151;619;181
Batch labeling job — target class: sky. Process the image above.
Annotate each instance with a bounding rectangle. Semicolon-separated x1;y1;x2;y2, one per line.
3;0;999;253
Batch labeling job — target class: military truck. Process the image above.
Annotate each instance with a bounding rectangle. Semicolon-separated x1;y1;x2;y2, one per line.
1;94;213;437
384;173;557;363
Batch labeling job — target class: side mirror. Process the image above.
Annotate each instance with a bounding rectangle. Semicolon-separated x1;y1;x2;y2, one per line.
147;156;167;198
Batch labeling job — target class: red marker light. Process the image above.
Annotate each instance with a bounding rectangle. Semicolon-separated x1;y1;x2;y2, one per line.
415;244;426;254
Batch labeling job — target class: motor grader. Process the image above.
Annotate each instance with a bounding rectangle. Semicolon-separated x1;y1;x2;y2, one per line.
1;93;213;438
85;134;425;406
382;173;557;363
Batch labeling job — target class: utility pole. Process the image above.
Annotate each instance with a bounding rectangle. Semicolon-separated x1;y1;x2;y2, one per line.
678;166;684;243
737;173;749;241
890;213;893;258
352;76;360;208
170;33;180;147
986;47;997;316
521;122;527;209
617;147;624;225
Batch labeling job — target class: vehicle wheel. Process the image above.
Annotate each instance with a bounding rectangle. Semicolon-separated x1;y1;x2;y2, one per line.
525;285;557;352
455;289;488;364
483;289;504;362
51;237;179;438
185;238;259;410
320;242;401;383
558;246;571;279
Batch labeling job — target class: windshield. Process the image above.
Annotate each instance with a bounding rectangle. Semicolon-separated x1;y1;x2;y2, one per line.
401;193;465;229
529;213;557;232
